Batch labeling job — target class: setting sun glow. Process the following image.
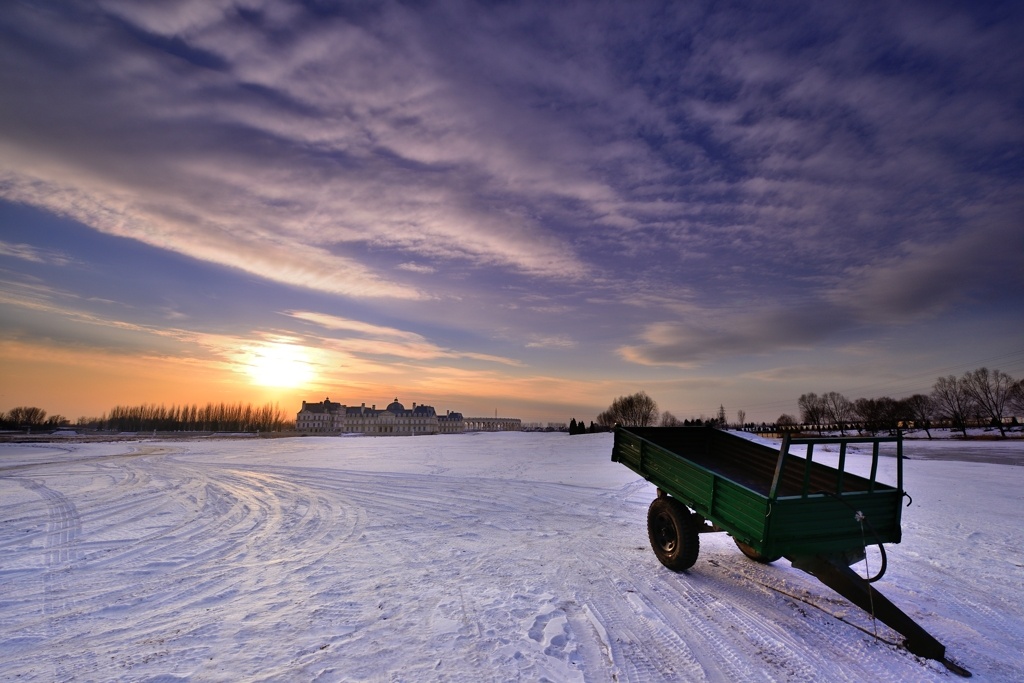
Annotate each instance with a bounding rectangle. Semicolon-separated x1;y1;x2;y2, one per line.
244;343;315;388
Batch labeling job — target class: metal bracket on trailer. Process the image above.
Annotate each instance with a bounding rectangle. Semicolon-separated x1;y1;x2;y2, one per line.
789;554;971;677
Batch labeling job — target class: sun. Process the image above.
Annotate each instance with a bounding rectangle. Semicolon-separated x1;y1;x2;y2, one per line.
244;342;315;388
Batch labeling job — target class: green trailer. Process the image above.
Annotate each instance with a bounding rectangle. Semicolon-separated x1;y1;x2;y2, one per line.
612;425;969;676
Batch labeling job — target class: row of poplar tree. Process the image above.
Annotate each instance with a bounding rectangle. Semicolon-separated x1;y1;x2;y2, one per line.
0;402;291;433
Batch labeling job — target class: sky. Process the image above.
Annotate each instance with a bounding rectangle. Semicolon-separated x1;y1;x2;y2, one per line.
1;0;1023;426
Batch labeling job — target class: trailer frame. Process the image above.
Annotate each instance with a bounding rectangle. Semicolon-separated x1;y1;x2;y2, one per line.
612;425;970;676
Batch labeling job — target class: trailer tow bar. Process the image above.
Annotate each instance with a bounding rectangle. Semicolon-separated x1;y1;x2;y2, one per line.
789;554;971;677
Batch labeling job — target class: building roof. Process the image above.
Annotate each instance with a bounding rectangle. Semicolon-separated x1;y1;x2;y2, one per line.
299;398;343;414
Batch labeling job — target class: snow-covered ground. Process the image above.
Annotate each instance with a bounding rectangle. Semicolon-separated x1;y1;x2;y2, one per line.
1;432;1021;682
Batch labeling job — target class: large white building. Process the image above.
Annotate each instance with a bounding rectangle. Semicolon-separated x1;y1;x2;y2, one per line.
296;398;466;435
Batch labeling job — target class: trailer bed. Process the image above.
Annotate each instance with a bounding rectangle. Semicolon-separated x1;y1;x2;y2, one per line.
617;427;887;496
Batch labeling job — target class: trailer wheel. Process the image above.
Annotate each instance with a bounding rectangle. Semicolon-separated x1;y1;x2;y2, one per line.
734;538;781;564
647;497;700;571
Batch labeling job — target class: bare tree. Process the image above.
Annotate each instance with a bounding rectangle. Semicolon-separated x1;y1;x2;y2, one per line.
797;393;826;431
853;398;881;434
1010;379;1024;418
736;409;746;428
660;411;680;427
931;375;975;437
600;392;659;427
822;392;854;434
877;397;903;433
7;406;47;427
776;414;797;429
623;392;659;427
962;367;1014;437
903;394;934;438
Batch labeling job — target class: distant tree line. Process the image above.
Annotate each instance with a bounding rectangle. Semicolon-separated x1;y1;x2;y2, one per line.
577;392;731;434
1;402;292;433
794;367;1022;438
575;366;1023;439
567;418;607;435
0;406;68;430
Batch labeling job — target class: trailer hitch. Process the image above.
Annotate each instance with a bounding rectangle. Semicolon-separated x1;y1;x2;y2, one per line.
789;554;971;677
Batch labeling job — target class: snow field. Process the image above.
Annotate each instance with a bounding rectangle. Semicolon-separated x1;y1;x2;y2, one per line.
0;432;1022;681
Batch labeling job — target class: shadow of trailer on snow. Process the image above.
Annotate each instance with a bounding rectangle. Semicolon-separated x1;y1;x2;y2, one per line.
612;425;971;677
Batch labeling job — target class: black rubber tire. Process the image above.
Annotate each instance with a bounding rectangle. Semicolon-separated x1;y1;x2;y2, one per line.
734;538;781;564
647;497;700;571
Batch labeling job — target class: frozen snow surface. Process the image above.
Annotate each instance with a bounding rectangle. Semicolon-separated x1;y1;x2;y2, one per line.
1;432;1022;682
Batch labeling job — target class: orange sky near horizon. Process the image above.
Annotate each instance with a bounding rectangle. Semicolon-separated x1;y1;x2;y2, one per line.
0;338;612;425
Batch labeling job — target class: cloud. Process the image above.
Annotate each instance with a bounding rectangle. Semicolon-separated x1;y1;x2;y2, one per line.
525;335;578;350
0;174;425;300
617;302;845;367
826;202;1024;321
618;191;1024;367
0;0;600;298
397;262;436;274
4;1;1017;299
283;309;523;366
283;311;429;343
0;240;74;266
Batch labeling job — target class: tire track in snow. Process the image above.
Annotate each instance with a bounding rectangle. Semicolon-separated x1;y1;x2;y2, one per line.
587;495;936;682
579;576;708;682
309;467;833;682
255;467;636;680
1;451;373;679
578;529;776;682
640;568;816;682
554;506;745;682
690;547;933;682
15;478;86;680
13;479;82;567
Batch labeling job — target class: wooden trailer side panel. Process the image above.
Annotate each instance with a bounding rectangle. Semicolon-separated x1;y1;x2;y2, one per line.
612;429;772;547
612;432;715;507
766;492;903;557
704;477;772;547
